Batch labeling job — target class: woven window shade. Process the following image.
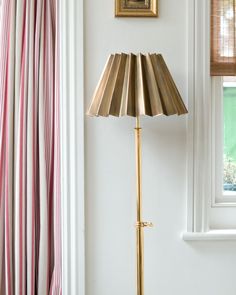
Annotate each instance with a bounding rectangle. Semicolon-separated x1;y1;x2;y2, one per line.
211;0;236;76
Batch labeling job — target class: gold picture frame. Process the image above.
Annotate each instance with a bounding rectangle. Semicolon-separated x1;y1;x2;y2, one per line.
115;0;158;17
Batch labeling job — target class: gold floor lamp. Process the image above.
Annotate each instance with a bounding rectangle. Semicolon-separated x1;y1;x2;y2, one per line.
87;53;188;295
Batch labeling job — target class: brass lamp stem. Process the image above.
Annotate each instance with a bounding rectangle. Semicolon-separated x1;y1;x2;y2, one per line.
135;117;152;295
135;117;144;295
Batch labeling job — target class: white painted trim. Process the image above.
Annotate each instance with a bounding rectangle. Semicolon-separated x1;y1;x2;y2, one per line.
183;230;236;241
186;0;195;233
60;0;85;294
212;202;236;208
224;82;236;87
187;0;212;233
211;76;224;206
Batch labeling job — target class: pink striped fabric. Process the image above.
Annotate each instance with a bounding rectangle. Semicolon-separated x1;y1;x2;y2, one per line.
0;0;62;294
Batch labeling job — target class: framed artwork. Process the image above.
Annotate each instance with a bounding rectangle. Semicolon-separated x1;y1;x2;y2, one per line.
115;0;158;17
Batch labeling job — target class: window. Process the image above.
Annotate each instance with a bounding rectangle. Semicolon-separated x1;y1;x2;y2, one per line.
184;0;236;240
213;77;236;205
211;0;236;206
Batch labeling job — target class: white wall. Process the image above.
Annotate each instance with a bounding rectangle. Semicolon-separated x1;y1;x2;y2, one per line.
84;1;236;294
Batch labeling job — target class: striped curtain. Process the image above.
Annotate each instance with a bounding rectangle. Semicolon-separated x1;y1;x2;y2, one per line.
0;0;61;294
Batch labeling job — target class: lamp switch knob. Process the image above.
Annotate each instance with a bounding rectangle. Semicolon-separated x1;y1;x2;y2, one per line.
136;221;153;228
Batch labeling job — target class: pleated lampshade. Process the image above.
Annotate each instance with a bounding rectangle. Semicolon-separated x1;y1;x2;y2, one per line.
87;53;188;117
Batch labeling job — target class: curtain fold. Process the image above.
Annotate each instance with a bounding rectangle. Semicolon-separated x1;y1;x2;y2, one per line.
0;0;61;294
211;0;236;76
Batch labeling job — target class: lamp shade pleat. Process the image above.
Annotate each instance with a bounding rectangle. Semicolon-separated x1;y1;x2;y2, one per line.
87;53;188;117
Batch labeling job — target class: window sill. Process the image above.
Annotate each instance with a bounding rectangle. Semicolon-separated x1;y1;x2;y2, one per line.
182;230;236;241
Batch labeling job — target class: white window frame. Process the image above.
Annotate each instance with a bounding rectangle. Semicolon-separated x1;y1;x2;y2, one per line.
211;77;224;206
183;0;236;241
60;0;85;294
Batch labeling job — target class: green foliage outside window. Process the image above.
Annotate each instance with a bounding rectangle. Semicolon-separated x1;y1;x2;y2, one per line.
224;155;236;185
224;86;236;189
